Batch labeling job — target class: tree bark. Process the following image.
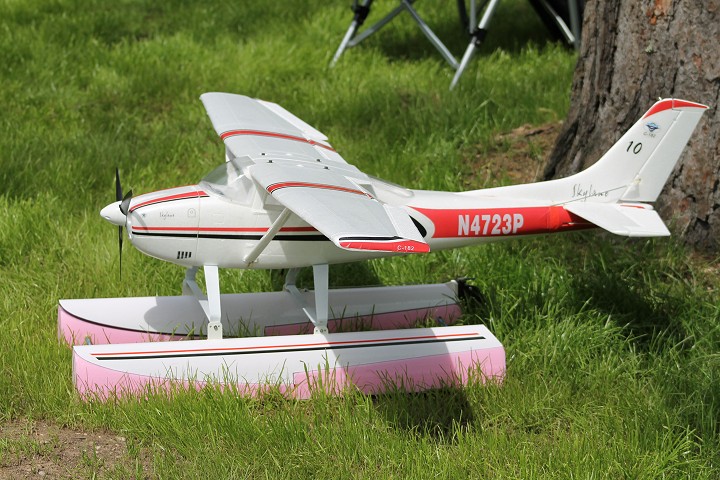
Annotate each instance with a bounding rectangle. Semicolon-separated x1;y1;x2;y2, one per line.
544;0;720;252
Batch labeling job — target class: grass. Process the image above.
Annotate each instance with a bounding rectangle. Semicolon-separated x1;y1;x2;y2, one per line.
1;0;719;477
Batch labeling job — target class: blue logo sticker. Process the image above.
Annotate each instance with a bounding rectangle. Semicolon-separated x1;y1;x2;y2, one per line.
646;122;660;133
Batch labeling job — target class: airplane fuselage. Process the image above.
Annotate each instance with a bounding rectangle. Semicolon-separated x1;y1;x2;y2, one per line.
100;95;708;274
124;182;594;270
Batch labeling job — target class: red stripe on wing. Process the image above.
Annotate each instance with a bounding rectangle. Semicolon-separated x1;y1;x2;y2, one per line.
267;181;372;198
220;129;335;152
339;239;429;254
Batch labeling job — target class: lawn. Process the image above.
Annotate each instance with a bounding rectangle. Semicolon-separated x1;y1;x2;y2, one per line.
1;0;719;478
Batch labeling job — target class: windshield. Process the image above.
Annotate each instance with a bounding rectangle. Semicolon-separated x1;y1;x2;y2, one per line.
366;174;414;199
200;158;254;204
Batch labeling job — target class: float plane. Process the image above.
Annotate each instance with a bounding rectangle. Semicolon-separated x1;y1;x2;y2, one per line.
63;94;707;398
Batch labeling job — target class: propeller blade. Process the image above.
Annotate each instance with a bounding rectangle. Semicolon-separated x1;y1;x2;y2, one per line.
118;225;123;279
114;169;130;279
115;168;123;202
119;189;133;216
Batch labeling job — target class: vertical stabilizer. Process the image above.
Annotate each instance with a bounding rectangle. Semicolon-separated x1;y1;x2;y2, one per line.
563;98;708;204
619;100;708;202
471;99;708;205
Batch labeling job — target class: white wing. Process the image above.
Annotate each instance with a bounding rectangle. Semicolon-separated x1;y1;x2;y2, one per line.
200;93;428;254
200;92;357;174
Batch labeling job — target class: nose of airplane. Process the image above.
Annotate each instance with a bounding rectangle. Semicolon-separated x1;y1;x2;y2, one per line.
100;201;127;226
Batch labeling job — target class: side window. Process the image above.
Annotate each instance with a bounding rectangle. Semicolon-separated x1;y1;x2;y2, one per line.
200;158;257;206
227;175;256;205
263;192;282;208
357;183;377;197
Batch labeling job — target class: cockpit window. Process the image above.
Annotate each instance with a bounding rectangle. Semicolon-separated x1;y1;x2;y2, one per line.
200;157;255;204
366;174;414;199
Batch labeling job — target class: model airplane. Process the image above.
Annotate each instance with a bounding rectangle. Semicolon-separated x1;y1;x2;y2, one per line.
100;94;708;341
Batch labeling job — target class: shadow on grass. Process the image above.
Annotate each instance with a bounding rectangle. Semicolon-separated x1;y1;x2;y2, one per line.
269;262;382;291
465;235;693;352
566;239;690;352
372;386;474;440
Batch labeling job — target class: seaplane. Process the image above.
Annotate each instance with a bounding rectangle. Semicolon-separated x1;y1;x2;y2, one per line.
61;94;707;399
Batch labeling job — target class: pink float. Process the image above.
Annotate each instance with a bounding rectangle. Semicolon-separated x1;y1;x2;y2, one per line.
72;325;504;400
60;281;505;399
59;282;463;346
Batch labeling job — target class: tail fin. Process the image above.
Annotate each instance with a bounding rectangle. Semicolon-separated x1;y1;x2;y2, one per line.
564;99;708;237
570;98;708;203
476;98;708;205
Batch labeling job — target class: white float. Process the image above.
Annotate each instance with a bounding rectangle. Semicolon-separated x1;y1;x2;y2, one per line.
59;282;462;345
72;324;505;400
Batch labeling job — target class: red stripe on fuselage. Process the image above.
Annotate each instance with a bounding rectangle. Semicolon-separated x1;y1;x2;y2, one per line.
130;190;207;212
411;206;593;238
131;226;318;233
220;129;336;152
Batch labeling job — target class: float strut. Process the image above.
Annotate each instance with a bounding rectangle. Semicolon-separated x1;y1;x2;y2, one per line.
182;265;223;340
283;265;330;334
311;264;329;334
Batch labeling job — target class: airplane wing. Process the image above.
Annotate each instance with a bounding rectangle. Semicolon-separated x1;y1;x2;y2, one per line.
248;161;428;253
201;92;428;254
564;203;670;237
200;92;359;175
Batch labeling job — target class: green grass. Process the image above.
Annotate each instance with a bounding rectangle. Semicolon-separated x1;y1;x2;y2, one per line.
1;0;719;478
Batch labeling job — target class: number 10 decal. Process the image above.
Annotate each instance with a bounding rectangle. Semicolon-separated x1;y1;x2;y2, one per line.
627;141;642;154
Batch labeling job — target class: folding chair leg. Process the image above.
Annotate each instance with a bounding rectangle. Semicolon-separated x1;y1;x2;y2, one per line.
450;0;502;90
403;0;458;69
330;0;374;67
567;0;581;49
331;0;463;70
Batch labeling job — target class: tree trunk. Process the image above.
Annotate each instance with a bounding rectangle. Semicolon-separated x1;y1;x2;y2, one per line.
544;0;720;253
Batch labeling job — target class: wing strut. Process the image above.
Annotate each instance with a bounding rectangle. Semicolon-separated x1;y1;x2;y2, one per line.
243;208;291;266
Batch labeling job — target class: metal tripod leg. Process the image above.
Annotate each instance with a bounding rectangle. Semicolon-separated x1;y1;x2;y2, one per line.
346;2;405;48
331;0;460;70
567;0;581;50
535;0;579;48
330;0;375;67
402;0;458;69
450;0;502;90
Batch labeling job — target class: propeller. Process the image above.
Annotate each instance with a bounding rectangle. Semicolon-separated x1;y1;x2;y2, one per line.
113;168;132;278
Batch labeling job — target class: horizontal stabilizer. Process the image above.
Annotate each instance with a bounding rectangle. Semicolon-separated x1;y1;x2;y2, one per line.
565;203;670;237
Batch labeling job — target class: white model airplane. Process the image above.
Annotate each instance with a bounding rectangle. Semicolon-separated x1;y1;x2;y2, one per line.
100;94;708;341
